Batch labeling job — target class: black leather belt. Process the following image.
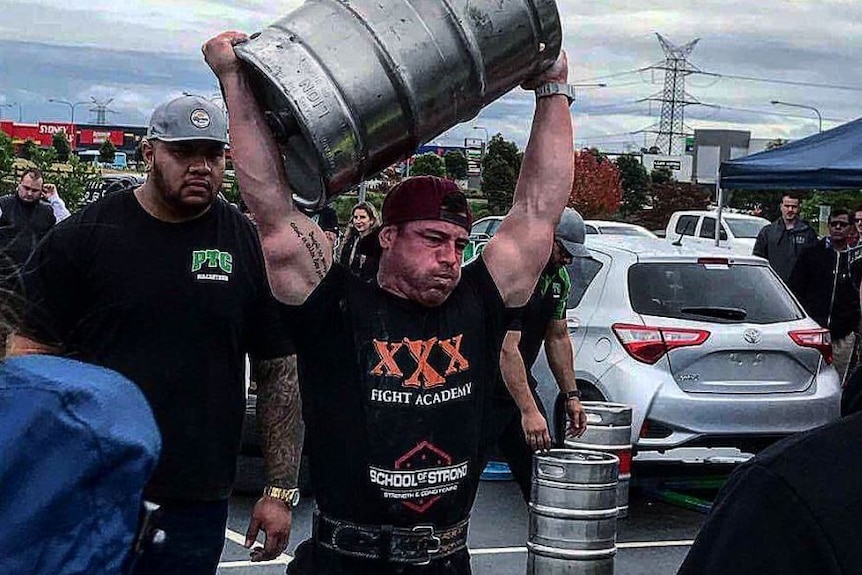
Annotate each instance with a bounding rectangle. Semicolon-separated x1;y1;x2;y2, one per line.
312;510;469;565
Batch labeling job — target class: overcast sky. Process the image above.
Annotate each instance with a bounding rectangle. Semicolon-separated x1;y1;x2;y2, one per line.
2;0;860;152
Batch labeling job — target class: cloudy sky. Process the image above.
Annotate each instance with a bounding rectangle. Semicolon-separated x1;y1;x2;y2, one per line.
2;0;860;152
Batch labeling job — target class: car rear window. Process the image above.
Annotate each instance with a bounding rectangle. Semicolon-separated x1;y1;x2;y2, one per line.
628;262;804;323
567;257;603;309
725;217;768;239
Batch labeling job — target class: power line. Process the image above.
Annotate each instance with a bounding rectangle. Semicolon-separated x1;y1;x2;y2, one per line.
571;65;658;84
697;71;862;93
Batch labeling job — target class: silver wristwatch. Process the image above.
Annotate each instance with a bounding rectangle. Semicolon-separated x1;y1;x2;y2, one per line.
534;82;576;105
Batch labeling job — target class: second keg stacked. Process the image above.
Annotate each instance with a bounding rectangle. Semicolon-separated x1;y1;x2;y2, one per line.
527;449;619;575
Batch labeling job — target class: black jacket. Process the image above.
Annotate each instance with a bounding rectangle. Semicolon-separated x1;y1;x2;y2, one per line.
0;194;56;269
678;410;862;575
753;218;818;284
788;238;862;340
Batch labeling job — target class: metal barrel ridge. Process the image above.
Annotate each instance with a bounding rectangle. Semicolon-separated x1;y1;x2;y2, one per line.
565;401;633;518
234;0;562;209
528;449;619;575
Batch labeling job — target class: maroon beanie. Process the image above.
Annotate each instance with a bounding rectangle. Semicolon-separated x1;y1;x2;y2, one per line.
382;176;473;231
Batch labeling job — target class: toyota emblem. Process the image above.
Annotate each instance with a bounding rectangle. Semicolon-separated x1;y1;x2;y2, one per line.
743;329;762;344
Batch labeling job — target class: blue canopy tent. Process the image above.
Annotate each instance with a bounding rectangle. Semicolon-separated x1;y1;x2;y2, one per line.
719;117;862;190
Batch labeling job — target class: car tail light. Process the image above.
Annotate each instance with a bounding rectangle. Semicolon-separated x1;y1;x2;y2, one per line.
612;323;710;364
617;449;632;476
697;257;729;265
789;329;833;365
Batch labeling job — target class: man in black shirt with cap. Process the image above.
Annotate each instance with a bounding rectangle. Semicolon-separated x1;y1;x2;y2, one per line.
10;95;301;575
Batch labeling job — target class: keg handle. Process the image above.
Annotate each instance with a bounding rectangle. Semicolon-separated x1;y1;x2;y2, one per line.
536;463;566;479
264;110;301;143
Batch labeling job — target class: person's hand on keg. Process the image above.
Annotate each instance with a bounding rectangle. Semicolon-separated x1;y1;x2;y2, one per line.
202;30;250;79
565;395;588;439
521;49;568;90
522;406;553;452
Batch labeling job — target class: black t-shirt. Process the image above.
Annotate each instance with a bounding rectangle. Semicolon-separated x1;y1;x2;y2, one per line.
678;411;862;575
0;194;56;269
284;258;508;527
20;190;292;501
502;266;570;391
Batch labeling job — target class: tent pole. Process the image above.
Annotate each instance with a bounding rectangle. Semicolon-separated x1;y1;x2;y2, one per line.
715;184;723;247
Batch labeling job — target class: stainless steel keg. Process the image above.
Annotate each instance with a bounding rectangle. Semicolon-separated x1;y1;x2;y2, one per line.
235;0;562;208
565;402;633;518
528;449;618;575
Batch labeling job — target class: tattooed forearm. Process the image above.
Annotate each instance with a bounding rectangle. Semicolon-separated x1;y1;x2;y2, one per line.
290;221;327;280
254;355;304;488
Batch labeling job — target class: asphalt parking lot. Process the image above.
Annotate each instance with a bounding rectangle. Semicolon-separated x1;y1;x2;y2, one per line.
218;453;738;575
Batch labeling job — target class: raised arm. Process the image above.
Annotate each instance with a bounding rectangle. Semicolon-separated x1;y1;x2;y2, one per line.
203;32;332;304
483;52;574;307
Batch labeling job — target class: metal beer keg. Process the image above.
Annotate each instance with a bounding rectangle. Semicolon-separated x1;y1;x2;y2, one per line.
565;402;633;518
528;449;619;575
234;0;562;208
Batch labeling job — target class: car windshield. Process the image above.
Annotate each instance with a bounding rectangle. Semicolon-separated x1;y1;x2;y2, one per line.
724;217;767;239
599;226;654;237
628;262;804;323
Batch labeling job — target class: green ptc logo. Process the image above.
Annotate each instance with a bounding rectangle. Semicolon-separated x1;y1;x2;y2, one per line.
191;249;233;274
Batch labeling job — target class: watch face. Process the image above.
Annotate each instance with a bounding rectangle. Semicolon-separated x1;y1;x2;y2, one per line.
290;489;300;506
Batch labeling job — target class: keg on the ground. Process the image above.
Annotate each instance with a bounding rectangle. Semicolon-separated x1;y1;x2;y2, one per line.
565;402;633;518
235;0;562;208
528;449;619;575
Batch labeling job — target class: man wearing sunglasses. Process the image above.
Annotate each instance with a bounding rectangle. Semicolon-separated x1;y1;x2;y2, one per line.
790;209;862;383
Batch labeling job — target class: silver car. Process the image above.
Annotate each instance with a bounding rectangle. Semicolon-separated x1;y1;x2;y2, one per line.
531;236;841;454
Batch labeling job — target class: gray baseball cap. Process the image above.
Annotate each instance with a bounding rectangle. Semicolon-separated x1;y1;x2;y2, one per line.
555;207;590;258
147;95;228;145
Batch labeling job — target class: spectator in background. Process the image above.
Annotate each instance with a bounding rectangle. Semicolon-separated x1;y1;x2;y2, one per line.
0;169;57;275
41;182;71;222
789;208;862;383
851;205;862;247
753;193;818;284
338;201;380;280
309;204;340;254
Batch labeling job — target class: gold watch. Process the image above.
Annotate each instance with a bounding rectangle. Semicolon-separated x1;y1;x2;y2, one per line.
263;485;300;507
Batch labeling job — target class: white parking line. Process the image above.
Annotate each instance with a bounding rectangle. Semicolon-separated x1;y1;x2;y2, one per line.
219;532;694;567
469;540;694;555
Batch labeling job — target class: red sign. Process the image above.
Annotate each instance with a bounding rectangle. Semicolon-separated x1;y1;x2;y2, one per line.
36;122;76;146
79;129;124;146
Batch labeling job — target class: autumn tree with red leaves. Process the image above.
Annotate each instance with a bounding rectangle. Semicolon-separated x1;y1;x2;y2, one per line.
569;148;622;218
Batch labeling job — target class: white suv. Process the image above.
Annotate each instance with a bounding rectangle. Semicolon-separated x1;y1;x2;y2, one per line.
665;210;769;255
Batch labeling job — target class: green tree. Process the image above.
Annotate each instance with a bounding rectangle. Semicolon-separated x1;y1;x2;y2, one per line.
443;150;468;180
0;131;15;195
614;154;650;217
20;139;39;161
481;134;521;214
99;139;117;164
650;167;673;185
53;155;101;211
409;152;445;177
52;131;71;162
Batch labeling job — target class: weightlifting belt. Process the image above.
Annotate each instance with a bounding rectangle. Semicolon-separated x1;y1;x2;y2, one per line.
312;510;469;565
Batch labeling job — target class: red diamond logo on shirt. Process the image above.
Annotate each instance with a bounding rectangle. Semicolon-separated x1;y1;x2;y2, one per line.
395;441;452;513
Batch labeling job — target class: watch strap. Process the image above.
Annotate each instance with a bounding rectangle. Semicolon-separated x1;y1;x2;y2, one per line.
263;485;300;507
534;82;576;105
561;389;582;401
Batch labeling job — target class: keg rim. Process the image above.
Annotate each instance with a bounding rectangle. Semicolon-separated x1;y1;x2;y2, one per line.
527;541;618;560
535;448;620;465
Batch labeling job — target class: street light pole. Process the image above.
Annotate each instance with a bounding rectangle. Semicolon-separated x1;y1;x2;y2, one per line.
770;100;822;133
48;98;88;123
